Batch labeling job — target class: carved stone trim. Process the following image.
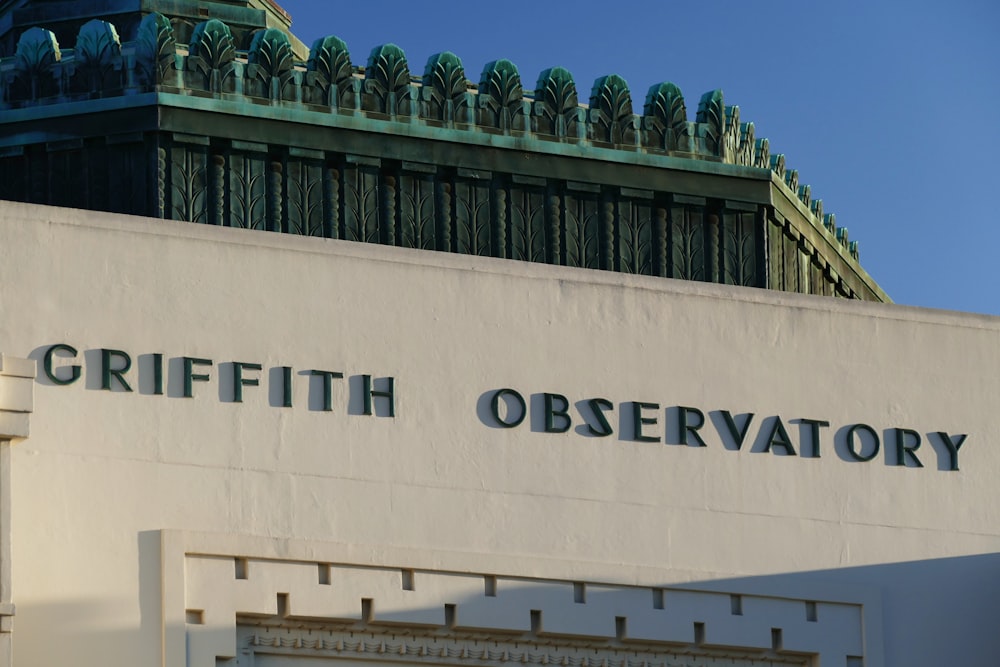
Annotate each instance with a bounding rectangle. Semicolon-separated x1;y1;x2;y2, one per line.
0;356;33;440
236;625;808;667
169;532;871;667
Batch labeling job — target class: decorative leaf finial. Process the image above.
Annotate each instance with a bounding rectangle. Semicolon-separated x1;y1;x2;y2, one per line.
188;19;236;94
189;19;235;70
643;82;687;150
248;28;292;73
11;27;60;101
135;12;176;85
785;168;799;192
307;35;353;108
811;199;823;221
365;43;411;117
423;51;468;124
754;137;770;169
696;89;724;155
769;153;786;179
589;74;634;144
477;59;524;133
736;121;754;166
535;66;578;138
247;28;293;101
15;27;60;72
74;20;122;93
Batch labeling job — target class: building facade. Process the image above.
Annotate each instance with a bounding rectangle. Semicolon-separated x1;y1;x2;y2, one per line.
0;2;997;667
0;0;884;302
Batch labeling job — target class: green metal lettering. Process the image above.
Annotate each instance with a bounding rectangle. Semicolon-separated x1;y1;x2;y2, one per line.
43;344;81;385
632;402;660;443
310;370;344;411
490;388;525;428
933;431;968;471
100;348;133;392
152;353;163;395
232;362;262;403
542;393;571;433
797;418;830;458
585;398;614;437
281;366;293;407
846;423;879;462
678;406;707;447
362;375;395;417
761;416;796;455
892;428;923;467
718;411;754;450
182;357;212;398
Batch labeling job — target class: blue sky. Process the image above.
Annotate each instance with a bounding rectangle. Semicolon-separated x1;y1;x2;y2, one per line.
278;1;1000;315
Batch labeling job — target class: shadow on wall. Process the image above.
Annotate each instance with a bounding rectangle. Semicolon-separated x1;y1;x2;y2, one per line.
684;553;1000;666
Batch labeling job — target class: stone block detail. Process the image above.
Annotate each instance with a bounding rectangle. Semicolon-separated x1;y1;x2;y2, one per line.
174;543;867;667
0;355;33;441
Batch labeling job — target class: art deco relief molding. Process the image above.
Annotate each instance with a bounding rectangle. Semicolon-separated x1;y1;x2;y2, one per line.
235;625;808;667
160;532;875;667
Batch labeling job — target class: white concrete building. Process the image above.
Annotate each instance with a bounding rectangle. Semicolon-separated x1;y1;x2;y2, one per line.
0;2;997;665
0;200;997;666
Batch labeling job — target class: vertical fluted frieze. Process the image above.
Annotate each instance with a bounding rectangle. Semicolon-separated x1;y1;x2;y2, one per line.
600;191;615;270
435;180;452;252
267;160;283;232
209;154;225;225
492;181;507;259
546;187;561;264
324;167;339;238
653;207;668;277
706;212;720;283
155;147;167;218
380;173;397;245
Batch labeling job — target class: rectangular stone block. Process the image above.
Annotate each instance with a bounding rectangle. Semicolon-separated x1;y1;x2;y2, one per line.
0;413;29;440
0;355;33;379
0;375;32;415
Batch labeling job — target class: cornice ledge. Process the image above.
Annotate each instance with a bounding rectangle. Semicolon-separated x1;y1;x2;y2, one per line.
0;354;33;441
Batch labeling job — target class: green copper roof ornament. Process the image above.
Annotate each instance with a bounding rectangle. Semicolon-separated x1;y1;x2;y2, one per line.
696;89;724;156
188;19;236;94
478;59;524;134
785;168;799;192
589;74;634;145
736;121;756;166
770;153;786;179
365;43;411;118
423;51;468;125
12;27;60;101
722;105;741;160
754;137;770;169
72;19;126;95
307;35;353;110
534;67;579;139
798;184;811;208
811;199;823;221
135;12;175;86
643;82;688;151
247;28;293;102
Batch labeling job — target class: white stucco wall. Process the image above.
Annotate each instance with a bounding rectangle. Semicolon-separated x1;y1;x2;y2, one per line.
0;202;996;666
